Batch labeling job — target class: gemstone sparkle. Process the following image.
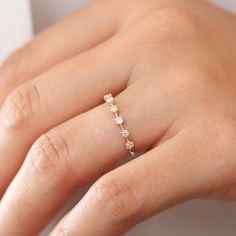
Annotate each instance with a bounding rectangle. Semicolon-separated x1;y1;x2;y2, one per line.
121;129;129;138
110;104;118;113
115;116;124;125
104;94;114;103
126;141;134;150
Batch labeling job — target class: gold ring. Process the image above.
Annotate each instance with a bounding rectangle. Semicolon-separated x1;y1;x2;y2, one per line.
104;94;135;157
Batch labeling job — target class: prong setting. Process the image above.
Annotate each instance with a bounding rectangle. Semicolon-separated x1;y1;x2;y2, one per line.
104;94;114;103
115;116;124;125
110;104;118;113
104;93;135;156
121;129;129;138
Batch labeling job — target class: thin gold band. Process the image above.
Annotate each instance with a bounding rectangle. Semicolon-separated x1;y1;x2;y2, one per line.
104;94;135;157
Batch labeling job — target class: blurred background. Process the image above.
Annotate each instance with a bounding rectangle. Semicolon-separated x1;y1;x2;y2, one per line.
31;0;236;33
1;0;236;235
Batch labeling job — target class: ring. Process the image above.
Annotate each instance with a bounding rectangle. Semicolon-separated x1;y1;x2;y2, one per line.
104;94;135;157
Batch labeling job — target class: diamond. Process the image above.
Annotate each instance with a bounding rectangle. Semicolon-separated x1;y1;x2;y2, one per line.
110;104;118;113
121;129;129;138
126;141;134;150
104;94;114;103
115;116;123;125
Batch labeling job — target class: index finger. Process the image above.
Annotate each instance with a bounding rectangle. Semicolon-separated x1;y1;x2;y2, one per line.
0;1;119;103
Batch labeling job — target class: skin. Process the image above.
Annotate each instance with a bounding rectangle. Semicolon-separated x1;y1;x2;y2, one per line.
0;0;236;235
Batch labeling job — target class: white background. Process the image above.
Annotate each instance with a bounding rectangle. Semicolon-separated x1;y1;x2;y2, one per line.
0;1;236;235
0;0;32;62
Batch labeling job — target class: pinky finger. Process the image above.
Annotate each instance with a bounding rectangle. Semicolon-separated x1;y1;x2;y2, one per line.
51;130;203;236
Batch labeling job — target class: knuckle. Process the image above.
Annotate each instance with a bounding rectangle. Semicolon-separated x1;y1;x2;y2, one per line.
0;44;33;85
154;7;199;37
92;175;141;222
0;82;41;130
28;129;73;179
134;7;200;48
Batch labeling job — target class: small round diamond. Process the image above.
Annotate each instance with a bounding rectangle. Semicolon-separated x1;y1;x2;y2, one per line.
104;94;114;103
126;141;134;150
104;93;135;156
110;104;118;113
121;129;129;138
115;116;123;125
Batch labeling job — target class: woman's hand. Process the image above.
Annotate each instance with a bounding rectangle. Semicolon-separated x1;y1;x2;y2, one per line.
0;0;236;235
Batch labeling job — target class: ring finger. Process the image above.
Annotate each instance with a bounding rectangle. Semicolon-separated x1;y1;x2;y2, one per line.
0;31;133;195
0;79;176;235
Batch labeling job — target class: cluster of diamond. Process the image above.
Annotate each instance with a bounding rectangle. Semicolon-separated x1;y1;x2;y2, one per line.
104;94;135;156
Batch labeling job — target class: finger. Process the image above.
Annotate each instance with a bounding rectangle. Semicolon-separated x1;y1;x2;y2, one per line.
0;81;176;235
51;131;201;236
0;4;186;195
0;0;119;103
0;32;132;195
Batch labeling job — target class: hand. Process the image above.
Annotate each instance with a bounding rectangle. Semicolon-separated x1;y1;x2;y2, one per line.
0;0;236;235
